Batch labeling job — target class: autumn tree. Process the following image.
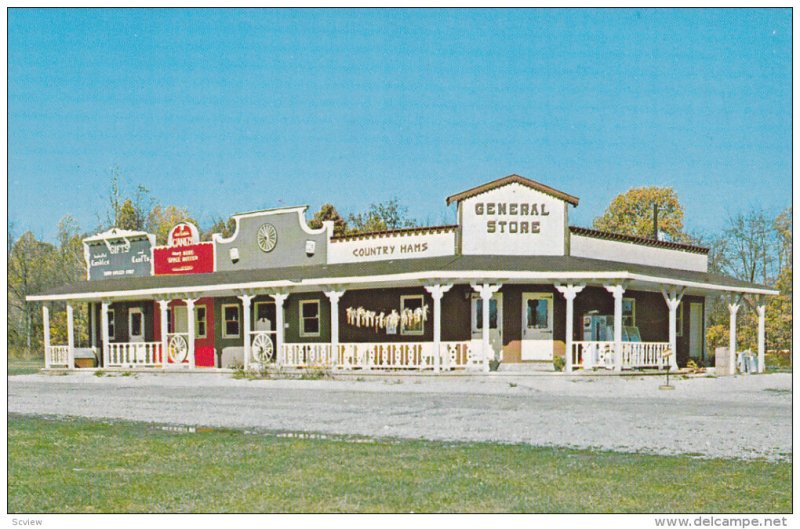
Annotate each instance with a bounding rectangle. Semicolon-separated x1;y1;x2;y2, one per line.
593;187;686;241
204;216;237;241
308;203;347;237
7;232;59;355
104;168;153;231
146;205;197;245
347;198;416;235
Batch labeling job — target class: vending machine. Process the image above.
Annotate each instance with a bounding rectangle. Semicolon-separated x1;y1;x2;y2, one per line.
581;312;615;369
582;312;614;341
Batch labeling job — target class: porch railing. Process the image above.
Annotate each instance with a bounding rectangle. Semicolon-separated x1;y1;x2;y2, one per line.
279;341;476;370
107;342;163;368
572;341;669;370
621;342;669;369
46;345;70;368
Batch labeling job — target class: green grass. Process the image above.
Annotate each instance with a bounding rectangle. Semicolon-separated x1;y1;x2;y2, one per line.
8;414;791;513
7;358;44;376
766;351;792;373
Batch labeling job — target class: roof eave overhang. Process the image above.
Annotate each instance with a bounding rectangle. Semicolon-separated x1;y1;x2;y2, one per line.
26;270;778;302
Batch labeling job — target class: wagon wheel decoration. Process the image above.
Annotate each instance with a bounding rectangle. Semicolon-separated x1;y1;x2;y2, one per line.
251;333;274;363
256;223;278;253
168;334;188;363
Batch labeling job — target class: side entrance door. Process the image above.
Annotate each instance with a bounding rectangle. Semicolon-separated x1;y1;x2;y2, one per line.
128;307;145;343
471;293;503;361
521;293;554;360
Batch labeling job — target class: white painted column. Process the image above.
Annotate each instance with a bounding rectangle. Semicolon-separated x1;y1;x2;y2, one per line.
238;294;253;370
324;290;345;367
727;297;741;376
271;293;289;367
424;284;453;373
555;284;585;372
661;287;685;371
101;302;110;368
471;283;502;372
157;300;169;368
757;303;766;374
185;298;196;369
604;284;626;371
42;304;51;369
90;302;96;349
66;303;75;369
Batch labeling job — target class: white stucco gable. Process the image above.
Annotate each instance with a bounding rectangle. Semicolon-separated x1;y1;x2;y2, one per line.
453;177;576;256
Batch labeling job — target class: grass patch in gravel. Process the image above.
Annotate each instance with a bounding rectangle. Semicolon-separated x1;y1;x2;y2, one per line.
8;414;791;514
7;358;44;376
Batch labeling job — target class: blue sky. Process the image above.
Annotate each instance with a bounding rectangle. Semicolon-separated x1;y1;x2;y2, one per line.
9;8;792;242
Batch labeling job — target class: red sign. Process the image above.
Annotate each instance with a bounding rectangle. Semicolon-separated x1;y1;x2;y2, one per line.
168;222;199;247
154;222;214;275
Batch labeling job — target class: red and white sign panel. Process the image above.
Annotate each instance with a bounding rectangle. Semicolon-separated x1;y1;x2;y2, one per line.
154;222;214;275
168;222;200;247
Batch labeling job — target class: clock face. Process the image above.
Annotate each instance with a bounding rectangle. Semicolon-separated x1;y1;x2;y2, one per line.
257;223;278;253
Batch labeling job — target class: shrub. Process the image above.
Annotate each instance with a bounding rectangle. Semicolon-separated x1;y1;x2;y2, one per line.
553;356;566;372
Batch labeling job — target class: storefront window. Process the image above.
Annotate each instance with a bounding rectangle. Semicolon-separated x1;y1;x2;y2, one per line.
223;304;240;338
196;306;207;338
400;295;425;335
300;300;320;337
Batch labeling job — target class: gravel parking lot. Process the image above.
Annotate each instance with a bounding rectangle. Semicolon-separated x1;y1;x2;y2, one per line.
8;371;792;460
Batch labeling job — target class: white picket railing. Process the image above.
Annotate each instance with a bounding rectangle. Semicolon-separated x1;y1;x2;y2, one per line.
572;341;669;370
279;341;476;370
46;345;70;368
107;342;163;368
621;342;670;369
280;343;334;367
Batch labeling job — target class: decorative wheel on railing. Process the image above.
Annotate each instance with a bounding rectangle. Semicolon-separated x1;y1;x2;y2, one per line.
251;333;274;363
168;335;188;363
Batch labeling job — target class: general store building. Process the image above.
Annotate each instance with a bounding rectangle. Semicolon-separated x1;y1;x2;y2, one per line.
29;175;777;374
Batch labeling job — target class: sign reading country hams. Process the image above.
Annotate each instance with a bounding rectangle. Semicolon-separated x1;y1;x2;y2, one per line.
153;222;214;275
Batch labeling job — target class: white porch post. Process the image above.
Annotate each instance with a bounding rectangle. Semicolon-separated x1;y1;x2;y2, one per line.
424;284;453;373
757;301;766;374
727;296;741;376
661;287;685;371
66;303;75;369
90;302;96;349
324;290;345;367
185;298;196;369
271;292;289;367
101;301;110;368
238;294;253;370
555;284;585;373
42;304;51;369
604;284;626;371
157;300;169;368
471;283;502;372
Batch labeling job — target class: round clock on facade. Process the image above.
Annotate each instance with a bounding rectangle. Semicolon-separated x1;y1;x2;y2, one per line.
257;223;278;252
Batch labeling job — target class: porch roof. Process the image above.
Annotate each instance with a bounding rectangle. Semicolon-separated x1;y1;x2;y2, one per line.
27;254;777;301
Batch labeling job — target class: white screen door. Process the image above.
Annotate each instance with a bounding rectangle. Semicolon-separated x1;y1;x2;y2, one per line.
521;293;554;360
471;293;503;360
689;302;703;359
173;306;188;334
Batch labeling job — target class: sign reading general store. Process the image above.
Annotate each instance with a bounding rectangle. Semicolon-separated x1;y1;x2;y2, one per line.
153;222;214;275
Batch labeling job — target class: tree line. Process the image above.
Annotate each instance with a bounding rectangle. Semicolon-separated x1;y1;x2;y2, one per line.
8;176;791;361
